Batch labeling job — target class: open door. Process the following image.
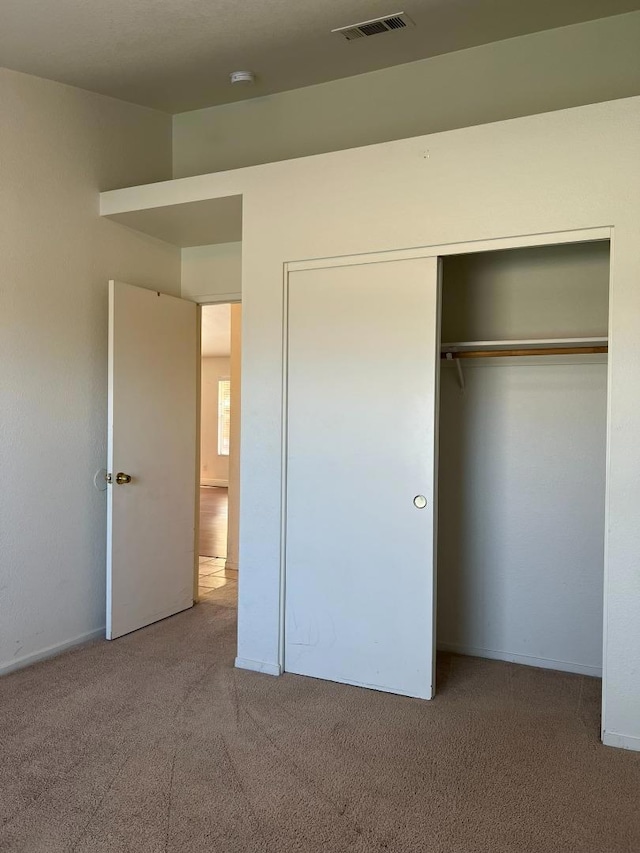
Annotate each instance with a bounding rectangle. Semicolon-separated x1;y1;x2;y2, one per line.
106;281;199;640
284;254;441;699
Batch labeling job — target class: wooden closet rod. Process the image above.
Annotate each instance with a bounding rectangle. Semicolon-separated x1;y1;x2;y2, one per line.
441;346;608;359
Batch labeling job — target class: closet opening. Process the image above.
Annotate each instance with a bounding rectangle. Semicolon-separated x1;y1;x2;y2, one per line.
435;240;610;711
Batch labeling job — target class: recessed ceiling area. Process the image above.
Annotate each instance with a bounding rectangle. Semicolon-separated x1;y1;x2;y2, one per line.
105;196;242;247
1;1;638;112
201;304;231;357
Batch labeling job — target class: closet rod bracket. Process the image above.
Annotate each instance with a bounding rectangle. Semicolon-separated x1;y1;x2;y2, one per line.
446;351;465;391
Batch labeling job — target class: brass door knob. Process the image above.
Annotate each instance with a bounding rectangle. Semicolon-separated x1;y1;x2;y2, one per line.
115;472;132;485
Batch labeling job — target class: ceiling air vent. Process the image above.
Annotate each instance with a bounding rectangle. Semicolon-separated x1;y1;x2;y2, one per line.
332;12;414;41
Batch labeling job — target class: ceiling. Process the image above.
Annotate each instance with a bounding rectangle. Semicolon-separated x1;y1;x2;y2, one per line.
201;304;231;357
107;196;242;247
1;1;638;113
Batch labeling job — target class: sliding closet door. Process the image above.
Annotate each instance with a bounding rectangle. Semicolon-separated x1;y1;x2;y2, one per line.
285;255;441;699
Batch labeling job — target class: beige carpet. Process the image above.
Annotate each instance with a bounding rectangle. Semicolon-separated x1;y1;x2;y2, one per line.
1;587;639;853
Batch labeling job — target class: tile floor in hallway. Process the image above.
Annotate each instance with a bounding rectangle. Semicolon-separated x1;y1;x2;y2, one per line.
198;555;237;600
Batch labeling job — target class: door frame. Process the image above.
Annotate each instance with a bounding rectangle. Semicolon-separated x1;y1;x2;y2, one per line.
280;225;612;729
193;297;241;603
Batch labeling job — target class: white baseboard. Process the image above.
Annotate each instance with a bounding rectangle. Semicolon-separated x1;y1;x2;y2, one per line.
235;657;282;676
200;479;228;488
0;628;105;677
437;642;602;678
602;731;640;752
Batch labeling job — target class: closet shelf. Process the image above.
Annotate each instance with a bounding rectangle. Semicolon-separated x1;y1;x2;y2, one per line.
441;337;608;359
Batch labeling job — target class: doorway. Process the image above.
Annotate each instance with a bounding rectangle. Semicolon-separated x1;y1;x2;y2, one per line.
197;302;241;606
106;283;242;640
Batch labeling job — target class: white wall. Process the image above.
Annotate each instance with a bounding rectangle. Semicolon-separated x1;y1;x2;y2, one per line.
438;244;610;676
173;13;640;177
0;69;178;674
200;357;230;485
102;95;640;750
441;242;610;342
182;243;241;302
438;360;607;675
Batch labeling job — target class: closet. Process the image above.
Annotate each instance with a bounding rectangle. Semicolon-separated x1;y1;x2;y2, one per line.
282;238;609;699
437;241;610;678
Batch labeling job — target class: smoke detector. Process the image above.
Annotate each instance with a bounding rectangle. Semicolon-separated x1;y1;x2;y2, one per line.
230;71;256;85
332;12;415;41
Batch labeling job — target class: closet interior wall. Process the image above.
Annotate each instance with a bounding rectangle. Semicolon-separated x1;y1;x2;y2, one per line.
437;242;610;677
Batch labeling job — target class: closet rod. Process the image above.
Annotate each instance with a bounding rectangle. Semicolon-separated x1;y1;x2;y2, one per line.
441;346;608;359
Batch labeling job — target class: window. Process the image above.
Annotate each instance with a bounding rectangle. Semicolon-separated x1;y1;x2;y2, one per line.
217;378;231;456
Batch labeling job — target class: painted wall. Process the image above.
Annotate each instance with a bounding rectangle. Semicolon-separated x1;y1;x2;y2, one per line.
438;359;607;676
441;242;610;342
182;243;242;302
438;356;607;675
200;357;230;486
173;13;640;177
102;95;640;750
0;68;178;674
438;244;610;675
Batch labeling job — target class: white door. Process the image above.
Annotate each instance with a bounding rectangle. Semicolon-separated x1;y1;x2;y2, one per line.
106;281;199;640
285;255;441;699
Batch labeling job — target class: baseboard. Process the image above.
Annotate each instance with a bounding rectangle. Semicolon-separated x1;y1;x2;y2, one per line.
200;479;228;488
0;628;105;677
437;642;602;678
235;657;282;676
602;731;640;752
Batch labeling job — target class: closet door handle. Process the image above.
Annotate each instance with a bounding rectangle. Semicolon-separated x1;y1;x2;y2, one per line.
413;495;427;509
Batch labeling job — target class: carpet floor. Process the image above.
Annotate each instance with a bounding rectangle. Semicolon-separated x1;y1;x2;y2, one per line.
1;587;639;852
